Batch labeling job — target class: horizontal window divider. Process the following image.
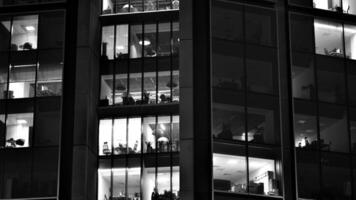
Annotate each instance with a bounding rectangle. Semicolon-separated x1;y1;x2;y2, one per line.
100;9;179;25
98;102;179;118
214;190;283;200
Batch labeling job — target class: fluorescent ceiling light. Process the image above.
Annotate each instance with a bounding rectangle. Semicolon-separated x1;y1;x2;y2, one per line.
116;45;126;50
25;26;35;32
314;22;356;34
17;119;27;124
13;64;36;68
139;40;151;46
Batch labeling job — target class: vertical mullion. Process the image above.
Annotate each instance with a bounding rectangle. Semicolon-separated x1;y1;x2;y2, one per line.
241;5;249;194
170;114;173;200
110;118;115;198
142;22;145;104
311;17;323;197
126;117;129;198
113;25;117;105
3;17;13;147
156;22;159;104
128;24;131;104
170;21;173;103
140;116;144;200
155;115;158;190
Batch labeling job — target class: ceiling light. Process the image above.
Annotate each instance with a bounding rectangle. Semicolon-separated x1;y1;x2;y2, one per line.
297;120;307;124
17;119;27;124
25;26;35;32
227;159;238;165
116;45;125;50
160;124;166;131
139;40;151;46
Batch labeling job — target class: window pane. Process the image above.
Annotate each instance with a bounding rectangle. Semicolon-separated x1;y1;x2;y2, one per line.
114;61;128;105
158;0;171;10
144;71;157;104
114;118;127;154
128;117;141;154
102;26;114;60
213;103;245;142
157;166;171;196
172;115;179;152
294;100;318;150
172;71;179;102
99;119;112;156
0;53;8;99
172;22;179;55
11;15;38;51
142;159;155;200
131;0;143;12
245;7;276;47
37;50;63;97
343;0;356;15
350;108;356;153
9;51;36;98
5;113;33;148
0;114;6;147
102;0;114;14
319;104;348;153
316;55;345;104
247;94;280;145
290;14;314;53
158;71;171;103
144;24;157;58
113;160;127;198
127;158;141;199
0;18;10;51
321;153;352;199
345;24;356;60
157;116;170;152
128;72;142;104
38;12;65;49
144;0;157;11
158;22;171;57
130;24;143;58
212;40;243;91
246;45;277;95
34;98;61;146
314;19;344;57
291;52;315;100
314;0;342;11
98;167;111;200
212;2;243;41
248;157;279;196
296;150;320;199
143;116;156;153
116;24;129;57
100;62;114;106
213;152;247;193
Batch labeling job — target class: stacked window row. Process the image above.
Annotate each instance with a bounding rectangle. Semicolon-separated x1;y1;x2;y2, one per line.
99;115;179;156
0;13;65;99
211;1;282;198
291;13;356;200
102;0;179;15
98;156;180;200
100;21;179;106
290;0;356;15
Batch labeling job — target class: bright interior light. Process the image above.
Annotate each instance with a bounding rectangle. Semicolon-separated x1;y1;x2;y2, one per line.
116;45;125;50
139;40;151;46
25;26;35;32
160;124;166;131
17;119;27;124
227;159;238;165
314;22;356;34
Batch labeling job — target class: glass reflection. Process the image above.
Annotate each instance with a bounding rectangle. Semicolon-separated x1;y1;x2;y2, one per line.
114;118;127;154
291;53;315;100
101;26;114;60
99;119;112;156
344;24;356;60
143;117;156;153
313;0;342;12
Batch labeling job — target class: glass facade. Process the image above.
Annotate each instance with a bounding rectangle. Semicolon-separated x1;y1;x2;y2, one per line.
100;21;179;106
98;115;180;199
290;7;356;200
102;0;179;15
211;0;282;198
0;11;65;199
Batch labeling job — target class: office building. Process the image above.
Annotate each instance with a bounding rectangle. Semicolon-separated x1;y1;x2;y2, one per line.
0;0;356;200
